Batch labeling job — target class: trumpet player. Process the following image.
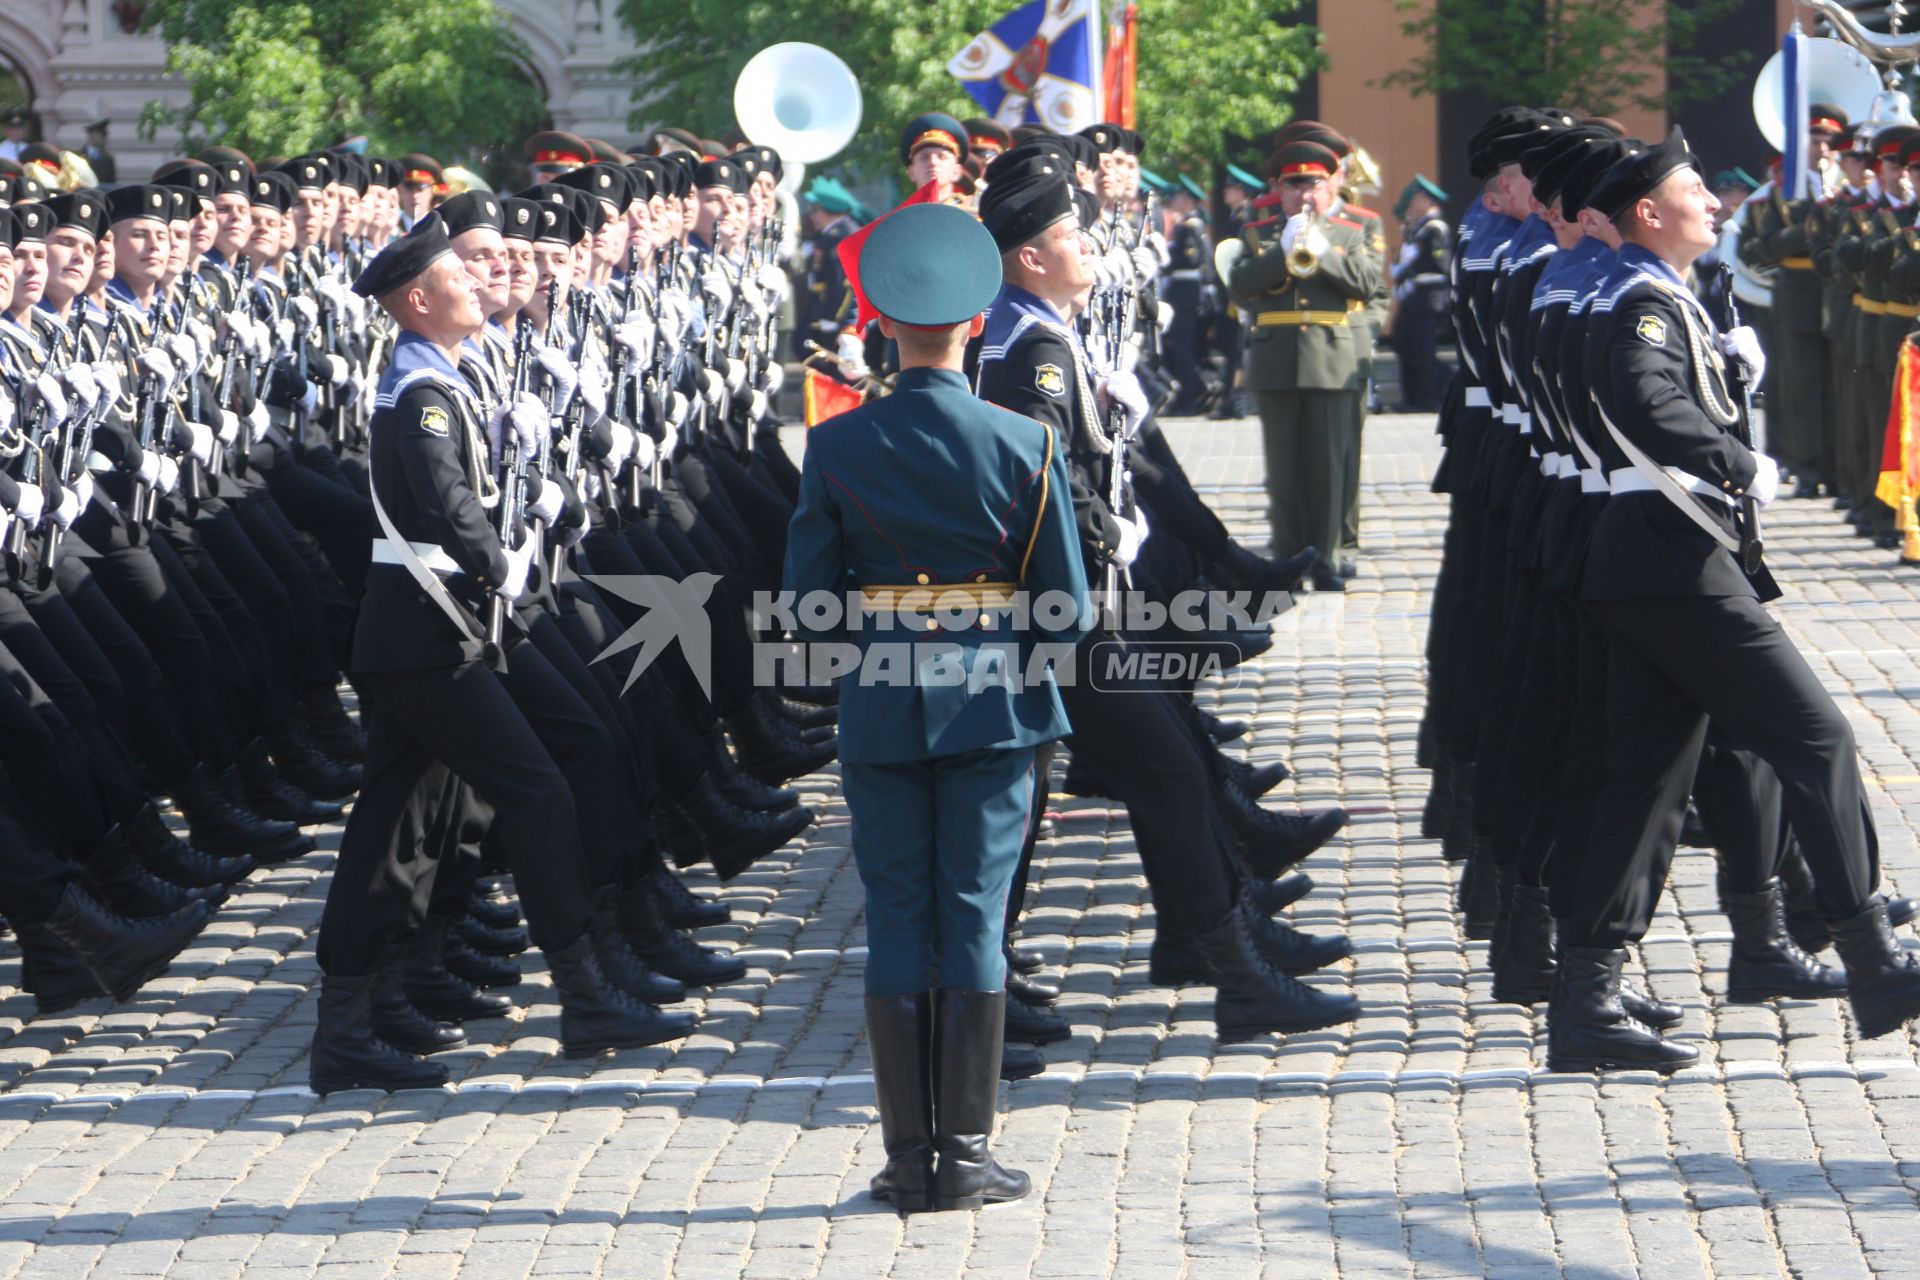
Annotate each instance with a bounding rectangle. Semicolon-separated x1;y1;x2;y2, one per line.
1226;140;1379;593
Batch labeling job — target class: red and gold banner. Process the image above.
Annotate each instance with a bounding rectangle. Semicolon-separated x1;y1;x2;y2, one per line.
1103;4;1138;128
1875;336;1920;560
803;369;865;428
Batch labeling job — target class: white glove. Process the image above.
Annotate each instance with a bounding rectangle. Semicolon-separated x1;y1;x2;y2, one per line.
527;477;564;524
156;455;179;495
1112;513;1144;567
764;362;785;397
575;360;608;421
11;482;43;527
699;366;726;411
700;268;734;315
246;400;269;445
286;295;318;329
659;289;692;350
755;264;790;305
273;317;296;351
90;361;123;407
749;389;769;422
1100;371;1150;439
497;536;535;603
61;363;99;413
1719;324;1766;386
322;353;350;387
1155;300;1174;333
562;506;591;546
1101;247;1131;287
51;485;80;529
165;332;201;378
70;472;94;515
537;348;579;412
1750;452;1781;507
606;422;637;471
492;391;547;462
0;382;14;428
135;347;177;391
725;356;749;396
614;315;655;367
666;391;689;436
1145;229;1170;267
184;421;215;467
631;430;658;472
214;408;240;445
1131;245;1159;283
835;330;869;382
1280;213;1309;253
31;373;70;430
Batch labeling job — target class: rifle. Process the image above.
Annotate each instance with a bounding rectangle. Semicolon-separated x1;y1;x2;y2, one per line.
1711;264;1766;575
212;255;255;475
489;316;539;646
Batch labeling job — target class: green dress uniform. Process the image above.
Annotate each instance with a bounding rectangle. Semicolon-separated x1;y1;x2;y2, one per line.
1339;201;1389;560
1227;212;1381;575
1740;189;1830;485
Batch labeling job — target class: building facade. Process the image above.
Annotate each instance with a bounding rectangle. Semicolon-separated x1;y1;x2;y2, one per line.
0;0;647;178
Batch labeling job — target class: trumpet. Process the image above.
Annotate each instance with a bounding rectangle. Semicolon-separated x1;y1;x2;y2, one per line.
1287;215;1330;278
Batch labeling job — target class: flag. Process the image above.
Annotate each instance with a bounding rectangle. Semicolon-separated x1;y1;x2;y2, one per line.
1780;26;1814;200
803;369;866;428
1102;5;1137;128
835;179;944;333
1876;336;1920;559
947;0;1103;135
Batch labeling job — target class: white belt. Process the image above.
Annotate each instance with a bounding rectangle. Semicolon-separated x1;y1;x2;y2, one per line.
86;450;112;474
371;538;463;575
1412;273;1447;286
1555;453;1578;480
1517;410;1532;436
1464;387;1491;409
1501;403;1521;428
1580;467;1608;493
1168;268;1203;281
1606;467;1735;506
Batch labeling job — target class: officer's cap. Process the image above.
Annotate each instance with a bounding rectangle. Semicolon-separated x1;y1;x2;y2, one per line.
500;196;542;244
585;137;628;165
1177;174;1207;201
1274;121;1349;159
197;145;254;175
900;113;969;166
803;176;857;215
1226;163;1263;191
1138;167;1173;196
249;170;296;214
1709;167;1761;195
18;142;60;177
44;190;105;240
276;157;326;193
694;156;750;195
1809;102;1849;136
1899;136;1920;169
1590;127;1701;219
397;153;444;187
978;144;1077;252
1392;174;1447;218
11;202;49;243
438;190;503;239
1558;139;1634;217
1874;125;1920;162
964;118;1013;157
524;130;592;169
648;126;701;156
105;183;171;228
859;202;1002;327
1265;140;1339;182
555;161;631;211
352;211;454;298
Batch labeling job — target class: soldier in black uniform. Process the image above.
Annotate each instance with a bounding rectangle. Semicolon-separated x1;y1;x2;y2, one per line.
1162;175;1214;415
1388;175;1450;412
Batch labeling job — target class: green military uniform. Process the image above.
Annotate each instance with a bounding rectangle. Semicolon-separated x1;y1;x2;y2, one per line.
1740;185;1832;489
1227;209;1380;579
1339;200;1388;564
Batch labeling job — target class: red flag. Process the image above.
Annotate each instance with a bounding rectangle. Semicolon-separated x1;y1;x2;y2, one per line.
835;179;945;333
1877;336;1920;521
803;368;866;428
1102;5;1138;127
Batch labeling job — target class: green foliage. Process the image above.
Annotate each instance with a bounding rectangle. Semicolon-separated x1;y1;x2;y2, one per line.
614;0;1320;182
138;0;545;163
1381;0;1746;116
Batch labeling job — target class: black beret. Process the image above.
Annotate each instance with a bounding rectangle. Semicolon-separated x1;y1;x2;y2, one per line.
625;159;662;203
1525;127;1613;204
992;135;1074;180
658;151;696;197
12;202;49;243
978;156;1076;252
333;151;369;195
694;156;749;195
1070;183;1101;231
500;196;541;243
154;158;218;206
1559;139;1635;218
1079;124;1143;156
210;160;250;197
352;211;454;298
366;157;395;189
899;112;969;166
276;156;326;193
555;162;630;210
197;145;254;176
1590;127;1701;219
531;200;578;247
0;174;16;206
731;145;782;182
106;184;172;227
438;190;503;239
0;210;20;251
162;187;193;224
44;190;106;239
249;170;296;213
861;203;1002;325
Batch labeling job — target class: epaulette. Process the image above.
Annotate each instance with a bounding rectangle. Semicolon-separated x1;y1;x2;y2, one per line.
1329;215;1362;231
1345;204;1380;221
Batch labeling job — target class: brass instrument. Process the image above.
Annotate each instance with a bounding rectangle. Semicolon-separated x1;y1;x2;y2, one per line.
1286;215;1330;278
732;43;862;165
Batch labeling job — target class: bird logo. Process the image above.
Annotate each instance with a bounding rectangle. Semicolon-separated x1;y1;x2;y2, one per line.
582;573;721;698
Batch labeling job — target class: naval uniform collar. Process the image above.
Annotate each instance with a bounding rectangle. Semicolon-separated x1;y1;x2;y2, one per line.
1617;242;1687;290
890;366;970;394
105;275;152;318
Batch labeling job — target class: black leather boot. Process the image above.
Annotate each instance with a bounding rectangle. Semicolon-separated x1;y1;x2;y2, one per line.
616;878;747;987
592;899;687;1004
1545;946;1697;1074
237;738;345;825
1441;760;1474;862
80;827;223;918
173;762;312;862
266;718;361;801
647;866;730;928
1197;707;1247;744
726;697;836;785
39;882;212;1003
403;918;513;1022
1831;898;1920;1039
1007;944;1045;974
1221;786;1348;880
128;804;253;887
1421;758;1454;840
1004;947;1059;1005
658;777;813;881
547;931;698;1058
865;993;936;1213
1461;839;1501;941
1003;987;1070;1044
1889;897;1920;928
1211;541;1317;594
1246;871;1314;916
1617;976;1682;1031
466;889;522;930
444;929;523;990
304;683;365;764
10;918;107;1013
1490;884;1556;1006
931;988;1030;1210
1192;904;1359;1040
1239;895;1351;974
1000;1044;1044;1081
455;913;529;958
310;973;449;1094
1777;847;1831;953
1221;756;1289;799
1061;757;1113;800
1722;879;1848;1004
370;953;467;1054
776;695;837;730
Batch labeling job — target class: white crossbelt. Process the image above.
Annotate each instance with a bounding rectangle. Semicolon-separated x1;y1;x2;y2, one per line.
1606;466;1735;505
370;537;463;575
1580;467;1608;493
1464;387;1491;409
1167;268;1203;281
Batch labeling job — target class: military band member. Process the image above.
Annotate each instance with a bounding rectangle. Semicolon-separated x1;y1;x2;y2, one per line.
1389;174;1451;413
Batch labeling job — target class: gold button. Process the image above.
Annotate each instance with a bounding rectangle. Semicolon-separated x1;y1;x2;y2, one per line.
925;619;940;631
973;572;987;583
916;572;930;585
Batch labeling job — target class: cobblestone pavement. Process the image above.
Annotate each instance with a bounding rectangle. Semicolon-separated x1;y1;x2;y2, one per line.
7;412;1920;1279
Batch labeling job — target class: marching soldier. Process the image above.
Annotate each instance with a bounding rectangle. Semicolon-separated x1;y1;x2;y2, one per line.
1162;174;1214;416
1387;175;1450;413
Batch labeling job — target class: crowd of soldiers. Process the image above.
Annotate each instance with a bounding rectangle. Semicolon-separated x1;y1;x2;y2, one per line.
1421;106;1920;1074
0;107;1388;1110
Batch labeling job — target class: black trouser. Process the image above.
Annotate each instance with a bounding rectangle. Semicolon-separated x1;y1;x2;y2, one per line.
318;659;590;976
0;794;74;922
1393;304;1444;411
0;641;110;859
1163;299;1208;408
1563;592;1877;949
237;486;356;665
264;460;373;600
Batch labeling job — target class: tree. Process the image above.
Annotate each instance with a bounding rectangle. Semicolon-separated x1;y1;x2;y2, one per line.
1381;0;1746;116
613;0;1321;183
137;0;546;163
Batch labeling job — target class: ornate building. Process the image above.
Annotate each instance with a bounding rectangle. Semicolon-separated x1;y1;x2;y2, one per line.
0;0;646;178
